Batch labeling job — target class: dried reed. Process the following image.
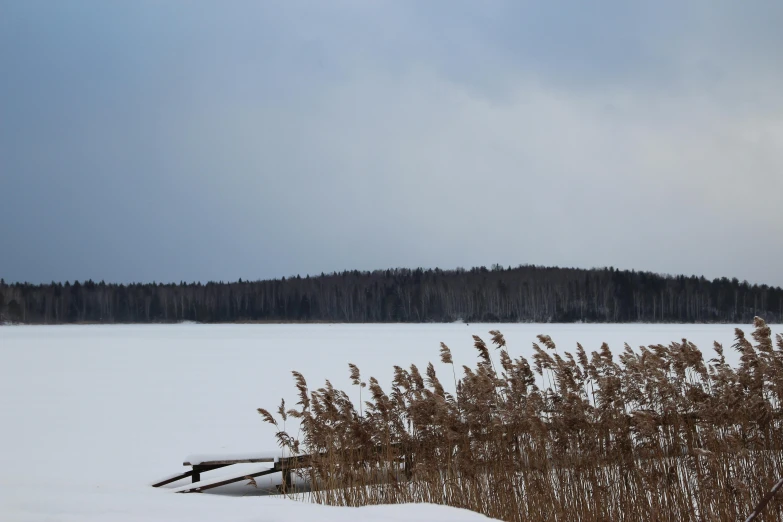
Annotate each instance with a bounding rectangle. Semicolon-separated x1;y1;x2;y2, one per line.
261;318;783;521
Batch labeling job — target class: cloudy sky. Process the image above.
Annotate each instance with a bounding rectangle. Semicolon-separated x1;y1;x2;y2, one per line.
1;1;782;286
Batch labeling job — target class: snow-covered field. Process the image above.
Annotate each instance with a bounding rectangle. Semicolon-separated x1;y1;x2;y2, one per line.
1;322;778;521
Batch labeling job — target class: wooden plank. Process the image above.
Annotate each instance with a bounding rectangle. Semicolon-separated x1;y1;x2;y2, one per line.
183;458;275;466
181;443;400;468
152;470;196;488
176;467;279;493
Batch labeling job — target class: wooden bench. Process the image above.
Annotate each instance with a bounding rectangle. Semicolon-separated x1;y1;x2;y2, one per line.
152;452;307;494
152;444;408;494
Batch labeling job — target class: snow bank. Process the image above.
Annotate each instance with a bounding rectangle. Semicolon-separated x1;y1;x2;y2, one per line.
1;323;777;521
0;483;493;522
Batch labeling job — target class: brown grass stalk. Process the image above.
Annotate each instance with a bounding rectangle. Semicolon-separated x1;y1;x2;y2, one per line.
260;318;783;521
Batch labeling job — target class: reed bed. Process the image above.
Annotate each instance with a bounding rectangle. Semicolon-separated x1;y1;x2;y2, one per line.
259;318;783;521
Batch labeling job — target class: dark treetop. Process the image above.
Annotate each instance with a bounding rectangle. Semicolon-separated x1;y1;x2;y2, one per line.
1;265;781;324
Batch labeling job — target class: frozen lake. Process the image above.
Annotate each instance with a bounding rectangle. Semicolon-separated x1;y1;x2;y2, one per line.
0;322;779;520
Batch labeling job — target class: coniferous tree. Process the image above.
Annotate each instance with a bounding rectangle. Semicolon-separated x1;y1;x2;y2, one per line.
0;265;781;324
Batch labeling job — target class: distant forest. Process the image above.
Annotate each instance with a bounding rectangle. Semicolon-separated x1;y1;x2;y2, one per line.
1;265;781;324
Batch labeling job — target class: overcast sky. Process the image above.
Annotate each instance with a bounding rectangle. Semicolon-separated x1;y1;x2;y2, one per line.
1;1;782;286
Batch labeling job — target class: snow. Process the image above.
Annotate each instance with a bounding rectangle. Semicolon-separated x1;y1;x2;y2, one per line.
0;323;778;521
183;451;282;465
0;483;493;522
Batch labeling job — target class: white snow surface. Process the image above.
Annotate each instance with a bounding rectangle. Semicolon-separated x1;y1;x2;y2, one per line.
1;323;779;521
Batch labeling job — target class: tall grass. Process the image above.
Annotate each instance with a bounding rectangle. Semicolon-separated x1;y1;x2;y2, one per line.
259;318;783;521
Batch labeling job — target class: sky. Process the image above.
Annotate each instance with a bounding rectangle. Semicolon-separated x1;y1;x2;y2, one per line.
1;1;782;286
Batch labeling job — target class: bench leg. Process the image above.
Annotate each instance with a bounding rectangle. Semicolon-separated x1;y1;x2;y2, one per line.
192;466;202;483
178;467;278;493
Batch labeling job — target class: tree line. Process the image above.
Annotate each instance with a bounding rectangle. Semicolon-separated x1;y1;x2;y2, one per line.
0;265;781;324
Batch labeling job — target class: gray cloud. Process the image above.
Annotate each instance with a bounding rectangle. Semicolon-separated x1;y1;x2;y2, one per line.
1;1;782;285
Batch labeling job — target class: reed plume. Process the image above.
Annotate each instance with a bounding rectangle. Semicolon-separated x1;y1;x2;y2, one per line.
260;319;783;521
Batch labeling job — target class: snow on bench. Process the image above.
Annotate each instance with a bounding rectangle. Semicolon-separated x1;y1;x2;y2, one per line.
183;450;282;466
